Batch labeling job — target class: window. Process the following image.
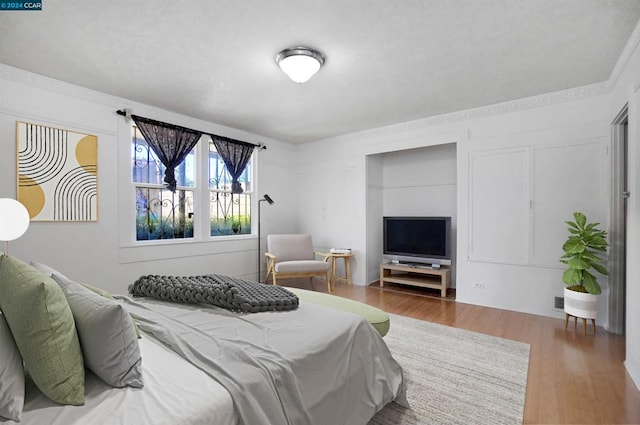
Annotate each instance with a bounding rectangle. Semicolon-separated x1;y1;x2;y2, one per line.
209;141;252;236
132;126;195;241
131;127;254;241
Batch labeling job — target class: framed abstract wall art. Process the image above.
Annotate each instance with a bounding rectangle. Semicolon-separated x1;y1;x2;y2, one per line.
16;121;98;221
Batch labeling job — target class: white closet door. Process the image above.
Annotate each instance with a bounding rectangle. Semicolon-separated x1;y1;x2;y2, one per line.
468;149;529;263
530;140;607;266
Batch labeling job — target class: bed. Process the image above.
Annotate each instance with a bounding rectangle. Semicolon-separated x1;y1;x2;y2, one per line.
0;259;406;425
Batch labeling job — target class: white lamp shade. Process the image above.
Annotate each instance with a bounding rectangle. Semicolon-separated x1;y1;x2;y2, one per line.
0;198;30;242
278;54;322;83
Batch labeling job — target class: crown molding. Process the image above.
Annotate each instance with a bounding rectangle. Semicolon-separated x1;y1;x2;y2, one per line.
413;83;609;128
607;18;640;90
320;82;609;145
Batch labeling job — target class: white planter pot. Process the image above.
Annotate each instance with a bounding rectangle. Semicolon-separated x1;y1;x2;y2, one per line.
564;287;597;319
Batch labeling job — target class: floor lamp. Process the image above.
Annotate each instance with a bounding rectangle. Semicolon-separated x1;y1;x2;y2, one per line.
257;194;274;282
0;198;30;255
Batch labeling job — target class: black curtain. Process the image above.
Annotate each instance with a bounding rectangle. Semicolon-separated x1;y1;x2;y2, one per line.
211;136;255;194
131;115;202;192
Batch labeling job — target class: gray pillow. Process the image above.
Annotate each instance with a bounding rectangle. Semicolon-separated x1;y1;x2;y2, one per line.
31;261;142;338
29;260;70;280
79;282;142;339
52;274;143;388
0;312;24;421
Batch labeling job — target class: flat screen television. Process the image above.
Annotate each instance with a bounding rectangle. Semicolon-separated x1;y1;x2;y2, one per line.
383;216;452;265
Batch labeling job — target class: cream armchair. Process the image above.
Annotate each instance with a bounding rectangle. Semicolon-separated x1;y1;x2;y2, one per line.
264;234;332;292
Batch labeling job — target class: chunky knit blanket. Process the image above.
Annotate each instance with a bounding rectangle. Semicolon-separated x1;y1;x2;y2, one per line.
129;274;299;313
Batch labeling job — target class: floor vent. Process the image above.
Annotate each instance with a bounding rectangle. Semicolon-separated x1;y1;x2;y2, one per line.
554;296;564;309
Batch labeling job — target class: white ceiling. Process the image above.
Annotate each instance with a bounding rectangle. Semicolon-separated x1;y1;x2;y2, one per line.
1;1;639;143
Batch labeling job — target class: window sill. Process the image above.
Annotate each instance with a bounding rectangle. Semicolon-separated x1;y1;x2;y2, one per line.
118;234;257;264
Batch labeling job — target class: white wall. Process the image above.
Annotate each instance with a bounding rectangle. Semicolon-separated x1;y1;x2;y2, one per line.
0;64;297;295
382;144;457;218
365;155;384;283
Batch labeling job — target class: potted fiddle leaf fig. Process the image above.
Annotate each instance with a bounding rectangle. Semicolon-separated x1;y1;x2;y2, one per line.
560;212;608;320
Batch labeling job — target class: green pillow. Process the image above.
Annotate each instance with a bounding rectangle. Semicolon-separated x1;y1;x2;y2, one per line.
0;255;85;405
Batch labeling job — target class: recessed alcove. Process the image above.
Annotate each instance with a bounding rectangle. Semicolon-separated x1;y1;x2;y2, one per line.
365;143;457;294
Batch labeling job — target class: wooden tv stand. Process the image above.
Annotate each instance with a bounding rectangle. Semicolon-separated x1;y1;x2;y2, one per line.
379;263;450;297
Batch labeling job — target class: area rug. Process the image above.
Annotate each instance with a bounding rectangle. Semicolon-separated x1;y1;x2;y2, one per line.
370;314;530;425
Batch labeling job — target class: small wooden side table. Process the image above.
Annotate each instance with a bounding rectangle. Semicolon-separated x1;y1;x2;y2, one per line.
326;252;353;289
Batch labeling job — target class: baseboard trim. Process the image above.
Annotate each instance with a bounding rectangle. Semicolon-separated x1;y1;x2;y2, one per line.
625;353;640;391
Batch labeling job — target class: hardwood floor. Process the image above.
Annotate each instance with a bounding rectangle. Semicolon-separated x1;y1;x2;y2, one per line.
288;279;640;424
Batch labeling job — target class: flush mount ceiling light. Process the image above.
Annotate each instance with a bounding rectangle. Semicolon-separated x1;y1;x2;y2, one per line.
276;46;325;83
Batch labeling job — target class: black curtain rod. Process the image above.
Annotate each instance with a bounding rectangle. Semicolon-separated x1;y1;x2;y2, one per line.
116;109;265;150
